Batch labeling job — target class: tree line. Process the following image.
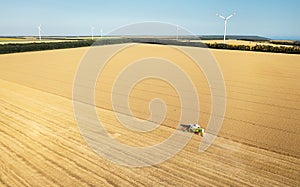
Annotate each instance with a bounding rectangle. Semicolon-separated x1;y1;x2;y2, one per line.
1;38;299;54
205;43;300;54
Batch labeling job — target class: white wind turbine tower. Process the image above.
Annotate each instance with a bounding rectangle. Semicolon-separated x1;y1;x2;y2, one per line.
216;12;236;44
100;28;103;38
176;25;179;40
37;24;42;41
91;26;94;40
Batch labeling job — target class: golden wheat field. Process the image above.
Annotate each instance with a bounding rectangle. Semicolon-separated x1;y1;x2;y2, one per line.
0;44;300;186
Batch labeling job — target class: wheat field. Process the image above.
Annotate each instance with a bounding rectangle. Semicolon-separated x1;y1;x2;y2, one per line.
0;44;299;186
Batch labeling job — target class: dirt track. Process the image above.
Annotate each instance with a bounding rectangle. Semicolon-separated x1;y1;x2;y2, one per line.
1;44;300;186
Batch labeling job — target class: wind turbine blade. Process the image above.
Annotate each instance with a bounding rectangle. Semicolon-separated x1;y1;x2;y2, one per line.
226;15;233;20
38;25;43;32
226;13;236;20
217;14;226;20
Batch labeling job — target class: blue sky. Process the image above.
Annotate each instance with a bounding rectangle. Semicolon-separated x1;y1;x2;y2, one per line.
1;0;300;39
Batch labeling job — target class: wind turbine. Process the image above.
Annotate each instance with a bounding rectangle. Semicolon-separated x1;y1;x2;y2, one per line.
176;25;179;40
37;24;42;41
100;28;103;38
216;12;236;44
91;26;94;40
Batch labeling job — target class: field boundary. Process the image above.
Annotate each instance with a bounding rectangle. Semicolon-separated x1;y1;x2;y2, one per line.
1;38;300;55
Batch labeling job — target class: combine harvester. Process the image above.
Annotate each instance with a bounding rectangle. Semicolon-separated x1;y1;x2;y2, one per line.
180;124;205;137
